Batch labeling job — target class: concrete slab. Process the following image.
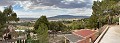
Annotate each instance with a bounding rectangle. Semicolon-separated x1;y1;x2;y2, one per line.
100;25;120;43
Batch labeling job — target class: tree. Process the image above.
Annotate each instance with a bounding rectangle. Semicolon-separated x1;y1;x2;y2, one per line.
36;23;48;43
0;5;19;38
34;16;49;30
88;14;98;29
92;0;120;27
3;5;19;23
34;16;48;43
49;21;66;31
71;21;81;30
0;11;6;36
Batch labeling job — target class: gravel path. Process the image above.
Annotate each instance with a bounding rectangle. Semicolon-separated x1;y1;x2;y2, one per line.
100;25;120;43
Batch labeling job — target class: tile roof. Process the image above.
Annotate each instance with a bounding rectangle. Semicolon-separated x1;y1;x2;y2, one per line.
64;29;97;43
64;34;83;42
73;29;96;38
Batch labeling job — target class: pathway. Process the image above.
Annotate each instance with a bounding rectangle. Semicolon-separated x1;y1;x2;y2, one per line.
100;25;120;43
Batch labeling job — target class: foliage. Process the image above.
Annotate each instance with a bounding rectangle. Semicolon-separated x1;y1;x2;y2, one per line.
34;16;48;43
49;21;66;31
36;23;48;43
70;21;84;30
34;16;49;30
0;11;6;36
112;17;119;24
0;11;6;27
89;0;120;29
0;5;19;37
3;5;19;22
69;0;120;30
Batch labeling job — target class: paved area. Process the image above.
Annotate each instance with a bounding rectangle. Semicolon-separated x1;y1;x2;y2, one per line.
100;25;120;43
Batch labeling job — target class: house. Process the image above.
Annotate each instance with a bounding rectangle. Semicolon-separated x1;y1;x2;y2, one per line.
64;34;84;43
64;29;97;43
1;25;26;43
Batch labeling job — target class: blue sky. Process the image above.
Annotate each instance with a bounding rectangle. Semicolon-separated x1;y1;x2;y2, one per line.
0;0;101;18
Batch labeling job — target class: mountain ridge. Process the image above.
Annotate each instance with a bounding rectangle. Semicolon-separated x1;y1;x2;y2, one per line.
48;15;90;19
20;15;90;20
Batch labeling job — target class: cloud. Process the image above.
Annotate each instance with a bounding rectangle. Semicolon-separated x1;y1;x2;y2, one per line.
0;0;16;6
0;0;95;18
0;6;4;11
0;0;94;10
14;7;92;18
11;0;93;10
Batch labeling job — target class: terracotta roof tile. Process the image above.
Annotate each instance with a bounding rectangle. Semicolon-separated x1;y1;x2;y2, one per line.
73;29;96;37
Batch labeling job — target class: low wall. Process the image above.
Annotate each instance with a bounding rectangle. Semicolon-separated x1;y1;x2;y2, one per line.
94;26;109;43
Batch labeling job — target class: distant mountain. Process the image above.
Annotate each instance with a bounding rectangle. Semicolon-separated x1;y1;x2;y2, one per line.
20;15;90;21
20;18;38;21
48;15;90;20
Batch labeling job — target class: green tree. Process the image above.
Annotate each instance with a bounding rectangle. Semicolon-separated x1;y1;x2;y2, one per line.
88;14;98;29
0;11;6;28
70;20;86;30
34;16;48;43
3;5;19;23
0;5;19;38
0;6;19;34
49;21;66;31
92;0;120;27
0;11;6;36
34;16;49;30
36;23;48;43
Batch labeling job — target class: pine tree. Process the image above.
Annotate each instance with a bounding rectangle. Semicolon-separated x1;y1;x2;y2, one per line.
34;16;49;30
34;16;48;43
3;5;19;23
36;23;48;43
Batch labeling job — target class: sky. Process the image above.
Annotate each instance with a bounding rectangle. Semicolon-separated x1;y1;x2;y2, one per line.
0;0;101;18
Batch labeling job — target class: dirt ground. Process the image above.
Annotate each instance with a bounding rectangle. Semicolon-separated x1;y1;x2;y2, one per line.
49;34;65;43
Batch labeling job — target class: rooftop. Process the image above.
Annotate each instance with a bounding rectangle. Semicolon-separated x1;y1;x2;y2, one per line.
64;29;97;43
73;29;97;38
64;34;83;43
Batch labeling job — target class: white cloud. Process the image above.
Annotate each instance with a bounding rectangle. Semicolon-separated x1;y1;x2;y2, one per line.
63;0;85;2
15;1;60;11
64;0;74;2
93;0;102;1
63;8;92;16
15;1;33;10
0;6;5;12
14;7;92;18
0;0;95;18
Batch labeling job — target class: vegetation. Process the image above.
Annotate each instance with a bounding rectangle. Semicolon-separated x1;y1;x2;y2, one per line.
69;0;120;30
49;21;66;32
3;5;19;22
0;11;6;36
14;22;34;27
70;21;85;29
0;0;119;43
34;16;48;43
91;0;119;27
0;6;19;36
